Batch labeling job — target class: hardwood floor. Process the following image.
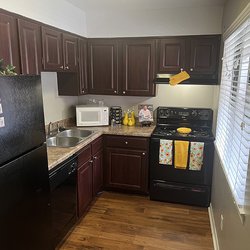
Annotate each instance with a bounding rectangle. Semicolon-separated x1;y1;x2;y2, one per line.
59;192;213;250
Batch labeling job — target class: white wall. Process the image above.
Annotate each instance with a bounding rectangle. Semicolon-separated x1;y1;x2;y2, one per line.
80;85;218;111
86;6;223;37
0;0;87;36
41;73;78;124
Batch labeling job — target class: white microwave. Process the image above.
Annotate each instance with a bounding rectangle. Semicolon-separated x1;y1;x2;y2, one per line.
76;105;109;126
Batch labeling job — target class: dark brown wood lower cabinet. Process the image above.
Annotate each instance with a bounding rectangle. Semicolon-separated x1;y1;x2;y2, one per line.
77;137;104;217
77;160;93;218
105;147;148;194
93;150;103;196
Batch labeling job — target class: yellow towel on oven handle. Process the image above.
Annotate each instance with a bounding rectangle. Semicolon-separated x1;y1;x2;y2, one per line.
169;71;190;86
174;140;189;169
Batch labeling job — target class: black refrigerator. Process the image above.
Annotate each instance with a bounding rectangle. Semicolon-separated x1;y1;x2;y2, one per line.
0;76;53;250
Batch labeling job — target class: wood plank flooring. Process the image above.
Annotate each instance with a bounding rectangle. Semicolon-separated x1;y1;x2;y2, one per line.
59;192;213;250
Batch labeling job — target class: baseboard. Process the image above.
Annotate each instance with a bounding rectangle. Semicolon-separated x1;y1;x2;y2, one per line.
208;204;220;250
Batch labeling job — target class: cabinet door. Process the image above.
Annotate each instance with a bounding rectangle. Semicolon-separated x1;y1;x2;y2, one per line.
78;38;88;94
42;27;63;71
158;38;185;73
88;39;119;95
77;161;93;217
0;12;20;74
93;150;103;196
122;39;156;96
105;147;148;193
63;33;78;72
18;19;42;75
188;36;220;76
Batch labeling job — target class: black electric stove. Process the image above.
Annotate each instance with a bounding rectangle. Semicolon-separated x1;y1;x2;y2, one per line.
150;107;215;207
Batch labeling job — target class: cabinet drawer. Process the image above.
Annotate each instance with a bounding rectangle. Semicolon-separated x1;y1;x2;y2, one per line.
78;144;91;166
92;136;103;155
105;135;148;150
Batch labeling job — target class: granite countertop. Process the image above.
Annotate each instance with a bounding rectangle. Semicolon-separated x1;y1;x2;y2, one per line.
47;125;155;171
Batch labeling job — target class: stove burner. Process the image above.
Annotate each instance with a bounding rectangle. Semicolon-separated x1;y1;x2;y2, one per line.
153;127;212;139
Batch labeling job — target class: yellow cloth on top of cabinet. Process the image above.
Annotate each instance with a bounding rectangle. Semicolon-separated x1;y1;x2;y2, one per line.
169;71;190;86
174;140;189;169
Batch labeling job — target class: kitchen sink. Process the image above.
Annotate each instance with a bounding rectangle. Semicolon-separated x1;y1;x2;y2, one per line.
46;136;82;147
46;129;94;147
57;129;93;138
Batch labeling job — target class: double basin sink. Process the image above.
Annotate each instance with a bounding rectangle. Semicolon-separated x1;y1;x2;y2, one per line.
46;128;94;147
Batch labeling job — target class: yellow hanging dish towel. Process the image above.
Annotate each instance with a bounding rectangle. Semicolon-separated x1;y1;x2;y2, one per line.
174;140;189;169
169;71;190;86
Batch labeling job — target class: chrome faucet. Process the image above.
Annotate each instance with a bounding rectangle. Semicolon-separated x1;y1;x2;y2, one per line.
47;122;52;137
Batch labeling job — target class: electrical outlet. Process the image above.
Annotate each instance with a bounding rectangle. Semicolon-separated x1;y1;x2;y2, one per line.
220;214;224;231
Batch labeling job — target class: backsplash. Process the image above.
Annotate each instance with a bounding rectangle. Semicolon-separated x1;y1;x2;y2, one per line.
45;117;76;135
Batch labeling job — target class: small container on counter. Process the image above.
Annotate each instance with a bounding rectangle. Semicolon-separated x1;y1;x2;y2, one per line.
110;106;123;125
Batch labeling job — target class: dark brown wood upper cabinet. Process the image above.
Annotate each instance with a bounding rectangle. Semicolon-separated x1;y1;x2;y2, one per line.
42;27;79;72
42;26;63;71
88;39;119;95
122;39;156;96
0;12;20;74
188;36;220;76
158;38;185;73
157;35;220;83
63;33;78;72
78;38;88;94
18;19;42;75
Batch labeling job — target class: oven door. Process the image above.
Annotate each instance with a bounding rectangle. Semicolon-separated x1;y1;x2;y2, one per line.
150;137;214;185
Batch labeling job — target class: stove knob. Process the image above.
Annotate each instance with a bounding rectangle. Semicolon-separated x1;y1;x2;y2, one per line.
164;110;169;117
159;110;165;117
191;110;198;117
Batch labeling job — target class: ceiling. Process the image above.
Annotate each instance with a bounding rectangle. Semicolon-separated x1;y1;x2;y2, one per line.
66;0;227;12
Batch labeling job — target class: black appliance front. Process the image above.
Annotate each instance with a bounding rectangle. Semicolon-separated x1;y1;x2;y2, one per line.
150;106;215;207
0;144;53;250
0;76;46;166
49;156;78;248
150;138;214;207
150;138;214;185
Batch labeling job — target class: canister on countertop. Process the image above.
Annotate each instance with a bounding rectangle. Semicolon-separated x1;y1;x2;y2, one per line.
110;106;123;125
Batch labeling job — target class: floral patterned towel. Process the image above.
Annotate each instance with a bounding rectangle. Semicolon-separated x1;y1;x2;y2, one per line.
189;142;204;171
159;139;173;165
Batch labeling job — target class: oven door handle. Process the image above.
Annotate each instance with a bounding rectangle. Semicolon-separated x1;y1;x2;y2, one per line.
153;181;206;193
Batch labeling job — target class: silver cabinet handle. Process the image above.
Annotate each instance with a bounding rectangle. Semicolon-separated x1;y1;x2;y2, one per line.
142;152;146;156
190;68;194;71
123;91;126;94
180;68;183;71
125;141;128;144
82;90;85;93
65;66;69;70
114;90;117;93
60;65;64;69
93;156;98;160
89;160;93;163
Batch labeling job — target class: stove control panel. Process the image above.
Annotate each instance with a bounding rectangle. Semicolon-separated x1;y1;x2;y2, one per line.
157;107;213;121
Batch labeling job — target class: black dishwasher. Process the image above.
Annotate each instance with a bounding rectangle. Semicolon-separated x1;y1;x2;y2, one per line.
49;156;78;248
